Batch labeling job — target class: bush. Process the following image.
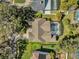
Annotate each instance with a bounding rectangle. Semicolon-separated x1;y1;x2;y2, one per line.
17;39;28;59
35;12;42;18
77;0;79;5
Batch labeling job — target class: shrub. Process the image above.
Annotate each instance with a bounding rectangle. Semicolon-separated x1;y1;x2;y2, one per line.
35;12;42;18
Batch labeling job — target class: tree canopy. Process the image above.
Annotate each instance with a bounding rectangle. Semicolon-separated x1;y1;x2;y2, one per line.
0;2;36;43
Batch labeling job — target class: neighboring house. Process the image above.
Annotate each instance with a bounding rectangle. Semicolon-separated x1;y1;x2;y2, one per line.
27;18;61;42
31;48;66;59
31;0;60;14
0;0;10;2
31;48;55;59
31;51;51;59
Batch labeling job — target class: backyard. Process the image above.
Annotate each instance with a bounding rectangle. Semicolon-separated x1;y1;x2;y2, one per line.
21;42;59;59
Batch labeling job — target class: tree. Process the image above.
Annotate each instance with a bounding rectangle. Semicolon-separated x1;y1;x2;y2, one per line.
0;2;36;59
60;1;68;11
77;0;79;5
68;0;77;6
17;39;28;59
15;7;36;32
0;2;36;43
60;35;79;59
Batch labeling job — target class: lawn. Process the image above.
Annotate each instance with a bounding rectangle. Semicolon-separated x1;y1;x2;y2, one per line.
14;0;25;3
43;11;62;22
21;42;61;59
21;43;41;59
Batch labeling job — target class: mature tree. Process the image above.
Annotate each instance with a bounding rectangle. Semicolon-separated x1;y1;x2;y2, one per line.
77;0;79;5
68;0;77;6
60;1;68;11
60;34;79;59
15;6;36;32
16;39;28;59
0;2;36;43
0;2;36;59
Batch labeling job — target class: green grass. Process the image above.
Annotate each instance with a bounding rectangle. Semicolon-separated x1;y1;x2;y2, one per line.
14;0;25;3
21;42;62;59
21;43;41;59
21;42;57;59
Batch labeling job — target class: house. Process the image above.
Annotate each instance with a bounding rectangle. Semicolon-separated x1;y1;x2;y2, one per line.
31;0;60;14
27;18;61;42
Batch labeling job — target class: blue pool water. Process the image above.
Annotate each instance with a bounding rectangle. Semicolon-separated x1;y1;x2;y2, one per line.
51;23;58;35
75;9;79;21
45;0;51;10
45;0;48;7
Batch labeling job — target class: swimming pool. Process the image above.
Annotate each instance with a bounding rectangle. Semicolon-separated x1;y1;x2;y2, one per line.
76;49;79;59
45;0;51;10
75;9;79;21
51;22;59;35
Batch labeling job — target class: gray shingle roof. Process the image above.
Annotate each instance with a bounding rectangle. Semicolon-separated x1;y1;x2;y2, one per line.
31;0;45;11
28;18;57;42
31;0;60;12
